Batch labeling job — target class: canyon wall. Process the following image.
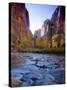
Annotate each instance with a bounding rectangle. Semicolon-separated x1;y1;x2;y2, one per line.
10;3;34;51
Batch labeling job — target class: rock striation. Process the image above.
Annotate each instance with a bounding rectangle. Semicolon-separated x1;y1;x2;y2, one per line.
10;3;34;52
51;6;65;34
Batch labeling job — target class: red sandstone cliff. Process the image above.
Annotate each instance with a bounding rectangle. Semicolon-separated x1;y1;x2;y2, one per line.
10;3;34;51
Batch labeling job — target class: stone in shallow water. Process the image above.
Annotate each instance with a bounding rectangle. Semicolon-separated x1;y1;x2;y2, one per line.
20;72;43;86
23;72;42;80
45;74;55;81
34;79;56;85
36;61;49;68
11;78;22;87
34;74;55;85
20;64;40;72
11;73;23;80
11;53;25;67
11;64;40;81
23;79;33;86
11;68;30;75
22;79;33;86
49;69;65;84
25;59;36;65
47;64;60;69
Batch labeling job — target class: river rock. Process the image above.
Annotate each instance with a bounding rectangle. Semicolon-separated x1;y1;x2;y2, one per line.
11;78;22;87
11;54;25;66
22;79;33;86
11;68;30;75
20;64;39;72
25;59;36;65
23;72;42;80
11;73;23;80
34;74;55;85
36;61;49;68
49;68;65;84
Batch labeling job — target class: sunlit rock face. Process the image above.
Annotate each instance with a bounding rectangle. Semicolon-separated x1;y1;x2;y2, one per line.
10;3;34;52
51;6;65;34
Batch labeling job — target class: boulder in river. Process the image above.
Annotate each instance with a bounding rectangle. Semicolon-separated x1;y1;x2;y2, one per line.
10;78;22;87
11;53;25;66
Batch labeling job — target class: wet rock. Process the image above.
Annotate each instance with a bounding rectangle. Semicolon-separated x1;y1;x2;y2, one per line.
32;56;42;61
25;59;36;65
28;57;33;60
11;78;22;87
35;79;55;85
36;64;47;69
33;74;55;85
23;72;42;80
49;69;65;84
22;79;33;86
36;61;49;68
11;68;30;75
20;72;43;86
47;64;59;69
11;73;22;79
20;64;39;72
31;77;38;81
11;73;23;80
11;54;25;66
45;74;55;81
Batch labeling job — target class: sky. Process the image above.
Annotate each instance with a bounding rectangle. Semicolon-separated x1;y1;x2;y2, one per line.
26;3;57;35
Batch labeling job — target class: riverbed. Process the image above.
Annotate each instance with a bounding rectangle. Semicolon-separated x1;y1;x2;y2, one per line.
11;53;65;87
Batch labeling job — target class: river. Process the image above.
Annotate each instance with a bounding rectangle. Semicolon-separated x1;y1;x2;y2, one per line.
11;53;65;86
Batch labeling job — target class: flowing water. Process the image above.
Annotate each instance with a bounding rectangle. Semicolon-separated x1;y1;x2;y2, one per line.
11;53;65;86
